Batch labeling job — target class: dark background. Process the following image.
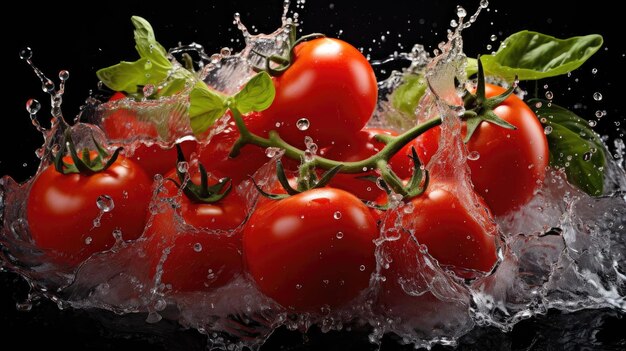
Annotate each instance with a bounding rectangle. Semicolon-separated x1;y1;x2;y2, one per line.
1;0;624;350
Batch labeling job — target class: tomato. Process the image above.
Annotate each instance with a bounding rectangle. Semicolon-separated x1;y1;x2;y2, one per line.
197;111;278;185
102;92;196;176
418;84;549;216
243;188;378;312
324;128;422;201
381;183;498;278
262;38;378;148
27;153;152;267
144;168;246;293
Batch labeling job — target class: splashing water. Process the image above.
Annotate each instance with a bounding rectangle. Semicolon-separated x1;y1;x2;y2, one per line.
1;1;625;350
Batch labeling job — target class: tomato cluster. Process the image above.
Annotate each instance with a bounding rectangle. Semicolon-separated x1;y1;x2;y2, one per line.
25;36;549;314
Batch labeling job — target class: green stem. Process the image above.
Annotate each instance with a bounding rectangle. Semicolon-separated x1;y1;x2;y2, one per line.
228;106;442;174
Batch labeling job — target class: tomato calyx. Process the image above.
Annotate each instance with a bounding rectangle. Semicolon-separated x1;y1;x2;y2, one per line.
170;144;232;203
462;57;518;143
251;25;325;76
53;129;123;175
253;159;343;200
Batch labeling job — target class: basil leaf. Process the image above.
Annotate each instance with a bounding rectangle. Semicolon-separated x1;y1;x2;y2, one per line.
96;16;172;94
529;99;605;196
189;82;227;134
233;72;275;114
481;31;603;81
390;74;427;116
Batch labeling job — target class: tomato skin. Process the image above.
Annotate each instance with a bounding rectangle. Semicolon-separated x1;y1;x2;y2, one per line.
262;38;378;148
145;170;246;293
382;184;498;278
418;84;549;216
243;188;378;312
324;128;421;201
27;155;152;267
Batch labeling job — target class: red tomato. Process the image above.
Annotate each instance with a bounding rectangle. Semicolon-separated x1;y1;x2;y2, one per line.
381;184;498;278
197;111;275;185
102;92;196;176
262;38;378;148
324;128;421;201
417;84;549;216
243;188;378;312
27;154;152;267
145;169;246;293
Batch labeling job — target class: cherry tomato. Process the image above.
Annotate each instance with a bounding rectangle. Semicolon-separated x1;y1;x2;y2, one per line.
262;38;378;148
243;188;378;312
197;111;277;185
27;154;152;267
144;168;246;293
381;183;498;278
418;84;549;216
102;92;196;176
324;128;421;201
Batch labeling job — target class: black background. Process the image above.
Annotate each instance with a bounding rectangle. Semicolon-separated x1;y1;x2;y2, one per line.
1;0;625;350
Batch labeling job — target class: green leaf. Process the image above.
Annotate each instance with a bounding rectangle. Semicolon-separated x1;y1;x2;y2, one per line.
390;74;427;116
233;71;275;114
480;31;603;81
96;16;172;95
189;82;227;134
529;99;606;196
465;57;478;78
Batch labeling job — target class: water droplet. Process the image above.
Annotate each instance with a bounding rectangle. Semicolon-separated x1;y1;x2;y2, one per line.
304;150;314;163
146;312;162;323
295;284;303;290
456;6;467;18
490;34;497;41
450;19;458;28
593;92;603;101
535;101;543;108
296;118;310;131
486;44;492;50
25;99;41;114
480;0;489;8
93;219;101;227
177;161;189;173
336;232;344;239
220;47;231;56
359;265;366;272
143;84;155;98
333;211;342;220
19;47;33;60
42;80;55;93
112;230;123;241
16;301;33;311
265;147;280;158
545;91;554;100
96;195;115;212
58;70;70;81
595;110;605;118
154;299;167;311
583;152;593;161
194;243;203;252
467;151;480;161
85;236;93;245
588;120;597;127
591;68;598;74
544;125;553;135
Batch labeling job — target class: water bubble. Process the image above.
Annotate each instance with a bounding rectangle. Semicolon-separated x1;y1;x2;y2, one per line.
58;70;70;81
304;136;318;154
486;44;492;50
595;110;605;118
544;126;553;135
93;219;101;227
467;151;480;161
450;19;458;28
593;92;603;101
19;47;33;60
220;47;231;56
545;91;554;100
296;118;310;131
85;237;93;245
96;195;115;212
265;147;281;158
295;284;303;290
25;99;41;114
194;243;203;252
304;150;314;163
583;152;593;161
480;0;489;8
535;101;543;108
112;230;123;241
154;299;167;311
588;120;597;127
336;232;344;239
490;34;497;41
146;312;162;323
591;68;598;74
359;265;366;272
16;301;33;311
333;211;342;220
177;161;189;173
